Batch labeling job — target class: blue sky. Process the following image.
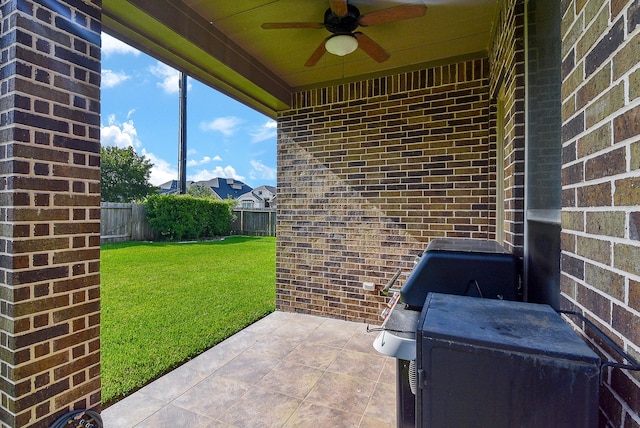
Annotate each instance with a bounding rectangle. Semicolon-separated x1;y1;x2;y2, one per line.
100;33;277;188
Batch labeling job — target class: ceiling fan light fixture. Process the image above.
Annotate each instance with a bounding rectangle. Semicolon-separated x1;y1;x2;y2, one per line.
325;34;358;56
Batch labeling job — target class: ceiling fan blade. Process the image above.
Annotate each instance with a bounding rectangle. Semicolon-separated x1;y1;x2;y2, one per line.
354;32;390;63
305;39;328;67
358;4;427;27
329;0;348;17
261;22;325;29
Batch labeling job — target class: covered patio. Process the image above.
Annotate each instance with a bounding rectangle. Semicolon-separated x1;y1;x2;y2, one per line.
101;312;396;427
1;0;639;427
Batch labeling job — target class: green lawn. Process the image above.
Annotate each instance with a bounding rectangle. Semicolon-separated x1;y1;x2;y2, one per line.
100;236;276;405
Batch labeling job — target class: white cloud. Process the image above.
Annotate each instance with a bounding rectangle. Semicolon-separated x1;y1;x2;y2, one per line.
101;115;140;148
101;69;130;88
200;116;244;136
249;160;276;181
187;155;222;167
189;166;245;182
100;116;176;186
149;62;191;95
101;33;140;57
250;120;277;143
142;149;179;186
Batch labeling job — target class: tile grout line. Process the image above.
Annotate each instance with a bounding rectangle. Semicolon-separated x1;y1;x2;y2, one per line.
279;322;321;427
143;314;288;427
281;317;367;427
214;314;327;427
215;316;299;426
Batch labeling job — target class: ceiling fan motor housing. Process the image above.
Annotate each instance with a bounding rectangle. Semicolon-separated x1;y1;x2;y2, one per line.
324;4;360;34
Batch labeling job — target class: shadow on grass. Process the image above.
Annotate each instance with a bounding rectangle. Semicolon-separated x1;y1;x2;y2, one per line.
100;234;276;405
101;235;267;250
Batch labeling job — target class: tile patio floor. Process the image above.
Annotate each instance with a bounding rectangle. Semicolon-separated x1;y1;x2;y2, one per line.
101;311;397;427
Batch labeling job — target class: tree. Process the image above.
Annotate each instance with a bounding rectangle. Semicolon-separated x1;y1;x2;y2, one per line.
186;183;215;199
101;146;157;202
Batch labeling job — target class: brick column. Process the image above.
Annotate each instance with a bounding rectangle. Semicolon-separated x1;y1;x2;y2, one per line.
0;1;102;427
488;0;526;255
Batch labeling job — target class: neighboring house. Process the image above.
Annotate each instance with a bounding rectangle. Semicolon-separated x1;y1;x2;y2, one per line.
157;179;194;195
237;185;276;209
157;178;253;200
236;191;262;209
199;177;252;200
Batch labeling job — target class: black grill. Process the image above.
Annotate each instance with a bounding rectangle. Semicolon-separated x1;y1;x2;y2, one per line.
371;238;604;428
372;238;522;427
398;238;522;308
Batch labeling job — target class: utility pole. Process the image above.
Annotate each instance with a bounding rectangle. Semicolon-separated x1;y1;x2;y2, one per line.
178;71;187;194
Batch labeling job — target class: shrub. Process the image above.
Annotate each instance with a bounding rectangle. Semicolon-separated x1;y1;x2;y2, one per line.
145;194;236;240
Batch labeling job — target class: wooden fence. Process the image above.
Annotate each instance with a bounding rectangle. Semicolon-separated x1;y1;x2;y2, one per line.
100;203;276;243
231;209;277;237
100;202;156;243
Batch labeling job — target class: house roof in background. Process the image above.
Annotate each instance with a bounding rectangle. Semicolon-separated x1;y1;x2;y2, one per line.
201;178;253;200
158;180;194;193
238;191;264;202
253;185;277;194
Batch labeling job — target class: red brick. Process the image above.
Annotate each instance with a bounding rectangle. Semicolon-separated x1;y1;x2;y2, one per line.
614;104;640;144
612;303;640;345
577;182;612;207
585;147;626;180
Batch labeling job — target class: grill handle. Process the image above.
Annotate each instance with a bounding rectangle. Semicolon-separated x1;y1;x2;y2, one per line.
559;309;640;381
381;268;403;295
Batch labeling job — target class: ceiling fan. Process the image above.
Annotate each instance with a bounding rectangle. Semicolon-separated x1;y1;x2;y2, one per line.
261;0;427;67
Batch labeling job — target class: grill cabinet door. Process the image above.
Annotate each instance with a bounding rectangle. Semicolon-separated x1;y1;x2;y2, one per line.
415;293;600;428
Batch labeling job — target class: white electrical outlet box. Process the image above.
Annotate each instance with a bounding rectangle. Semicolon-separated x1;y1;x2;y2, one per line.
363;282;375;291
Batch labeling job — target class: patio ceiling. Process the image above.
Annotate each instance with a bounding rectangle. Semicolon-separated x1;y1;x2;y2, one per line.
102;0;500;117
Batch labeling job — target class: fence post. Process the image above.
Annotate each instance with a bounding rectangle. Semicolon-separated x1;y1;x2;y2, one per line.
101;202;155;243
231;208;276;236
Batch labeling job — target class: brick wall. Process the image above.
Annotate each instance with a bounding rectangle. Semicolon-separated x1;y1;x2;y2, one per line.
0;1;102;426
489;0;526;255
560;0;640;426
276;59;497;322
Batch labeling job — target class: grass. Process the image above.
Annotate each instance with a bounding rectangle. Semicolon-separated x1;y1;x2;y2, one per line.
100;236;276;405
